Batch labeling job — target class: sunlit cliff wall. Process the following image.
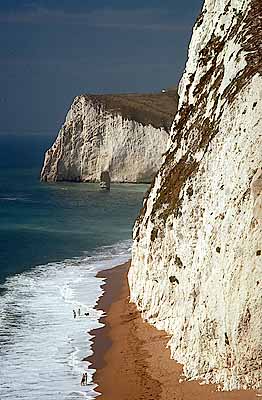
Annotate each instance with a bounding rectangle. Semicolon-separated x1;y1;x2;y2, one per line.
129;0;261;390
40;92;178;183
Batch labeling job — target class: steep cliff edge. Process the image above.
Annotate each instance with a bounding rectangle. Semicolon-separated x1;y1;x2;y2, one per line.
129;0;261;391
40;91;178;183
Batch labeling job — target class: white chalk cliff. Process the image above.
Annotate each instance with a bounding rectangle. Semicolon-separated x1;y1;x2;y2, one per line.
40;92;177;183
129;0;261;391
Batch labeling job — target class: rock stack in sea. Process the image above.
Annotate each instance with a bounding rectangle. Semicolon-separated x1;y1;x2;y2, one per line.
129;0;262;391
40;90;178;183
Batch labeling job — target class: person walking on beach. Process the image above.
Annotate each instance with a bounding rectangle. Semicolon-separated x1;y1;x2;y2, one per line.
80;373;85;386
78;308;81;317
73;310;76;319
84;372;88;385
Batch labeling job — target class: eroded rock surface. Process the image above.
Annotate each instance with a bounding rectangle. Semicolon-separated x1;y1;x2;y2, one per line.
129;0;262;391
40;91;178;183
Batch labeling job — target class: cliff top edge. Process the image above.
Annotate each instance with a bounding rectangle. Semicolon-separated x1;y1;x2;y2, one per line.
80;89;178;131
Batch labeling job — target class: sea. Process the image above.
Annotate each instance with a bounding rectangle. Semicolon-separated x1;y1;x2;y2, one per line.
0;134;147;399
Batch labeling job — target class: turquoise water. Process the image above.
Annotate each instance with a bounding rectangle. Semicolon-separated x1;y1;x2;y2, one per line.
0;136;147;399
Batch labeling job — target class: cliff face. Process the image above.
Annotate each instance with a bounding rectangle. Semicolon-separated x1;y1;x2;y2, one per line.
129;0;261;391
40;92;178;183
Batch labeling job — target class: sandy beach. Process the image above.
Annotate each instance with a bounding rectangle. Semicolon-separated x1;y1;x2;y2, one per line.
87;261;257;400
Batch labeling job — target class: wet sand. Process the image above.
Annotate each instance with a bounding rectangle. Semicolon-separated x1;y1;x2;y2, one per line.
87;261;257;400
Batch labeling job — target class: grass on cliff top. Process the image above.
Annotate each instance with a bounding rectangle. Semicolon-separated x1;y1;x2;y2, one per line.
84;89;178;132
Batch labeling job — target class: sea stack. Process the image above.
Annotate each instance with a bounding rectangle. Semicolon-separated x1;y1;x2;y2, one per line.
40;90;178;183
129;0;261;392
100;171;111;191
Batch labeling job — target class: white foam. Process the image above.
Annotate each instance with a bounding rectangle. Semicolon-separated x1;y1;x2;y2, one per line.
0;240;131;399
0;197;19;201
0;195;34;203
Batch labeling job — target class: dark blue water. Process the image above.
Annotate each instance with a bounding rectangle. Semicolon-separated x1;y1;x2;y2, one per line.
0;134;54;169
0;167;146;284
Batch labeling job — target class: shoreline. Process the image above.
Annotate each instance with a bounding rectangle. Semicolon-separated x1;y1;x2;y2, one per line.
85;262;130;373
87;261;257;400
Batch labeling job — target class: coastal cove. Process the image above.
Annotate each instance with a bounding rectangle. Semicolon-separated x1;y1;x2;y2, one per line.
1;0;261;395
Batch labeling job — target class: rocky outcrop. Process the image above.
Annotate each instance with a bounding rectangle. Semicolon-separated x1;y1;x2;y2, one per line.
40;91;178;183
129;0;261;391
